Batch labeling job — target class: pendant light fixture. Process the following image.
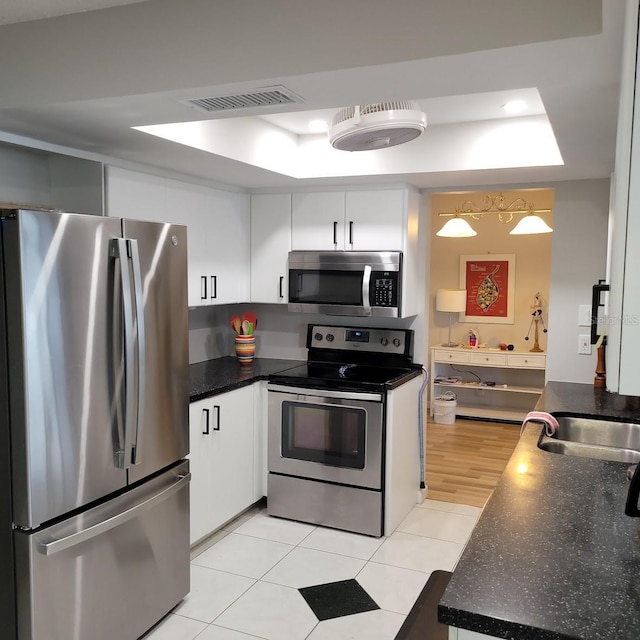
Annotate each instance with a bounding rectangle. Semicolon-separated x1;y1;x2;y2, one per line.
509;213;553;235
436;193;552;237
436;215;477;237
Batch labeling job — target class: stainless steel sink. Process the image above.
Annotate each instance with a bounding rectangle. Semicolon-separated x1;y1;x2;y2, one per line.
538;416;640;463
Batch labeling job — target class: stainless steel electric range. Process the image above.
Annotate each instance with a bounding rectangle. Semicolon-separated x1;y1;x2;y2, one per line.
267;324;423;537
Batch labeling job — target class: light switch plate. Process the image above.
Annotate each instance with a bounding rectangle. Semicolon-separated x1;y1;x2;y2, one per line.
578;304;592;327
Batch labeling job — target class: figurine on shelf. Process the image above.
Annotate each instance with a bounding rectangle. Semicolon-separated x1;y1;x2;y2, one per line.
524;292;548;352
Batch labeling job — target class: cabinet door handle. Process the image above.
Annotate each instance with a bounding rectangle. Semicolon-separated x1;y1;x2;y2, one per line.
213;405;221;431
349;220;354;245
202;408;210;435
279;276;284;299
200;276;207;301
333;221;338;245
210;275;217;299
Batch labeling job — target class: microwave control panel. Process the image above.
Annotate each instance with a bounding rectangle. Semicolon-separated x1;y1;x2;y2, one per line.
372;272;398;307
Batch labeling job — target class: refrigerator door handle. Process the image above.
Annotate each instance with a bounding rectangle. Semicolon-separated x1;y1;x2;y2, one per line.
128;239;146;465
37;473;191;556
113;238;136;469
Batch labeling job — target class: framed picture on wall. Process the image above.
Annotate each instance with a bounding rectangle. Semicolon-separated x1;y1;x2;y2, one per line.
459;254;515;324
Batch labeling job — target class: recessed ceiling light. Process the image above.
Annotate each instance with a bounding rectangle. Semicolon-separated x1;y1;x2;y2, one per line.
502;100;527;115
308;119;329;133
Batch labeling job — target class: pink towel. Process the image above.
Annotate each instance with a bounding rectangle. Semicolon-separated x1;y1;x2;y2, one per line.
520;411;559;437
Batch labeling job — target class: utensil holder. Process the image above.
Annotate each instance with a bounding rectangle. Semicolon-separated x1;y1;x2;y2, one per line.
235;335;256;365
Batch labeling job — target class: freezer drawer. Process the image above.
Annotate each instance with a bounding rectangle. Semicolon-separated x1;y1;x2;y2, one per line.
14;461;190;640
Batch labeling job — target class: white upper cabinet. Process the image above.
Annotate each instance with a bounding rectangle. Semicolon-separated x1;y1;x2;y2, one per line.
344;190;404;250
291;189;408;251
105;166;249;307
250;193;291;304
291;191;346;250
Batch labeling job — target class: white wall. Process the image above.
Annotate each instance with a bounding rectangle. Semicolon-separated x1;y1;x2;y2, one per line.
546;179;610;383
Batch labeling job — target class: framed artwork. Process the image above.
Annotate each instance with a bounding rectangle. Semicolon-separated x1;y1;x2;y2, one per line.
459;254;515;324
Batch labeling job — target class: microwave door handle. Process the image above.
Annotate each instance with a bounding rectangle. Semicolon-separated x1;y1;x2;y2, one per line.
128;239;145;465
362;265;372;316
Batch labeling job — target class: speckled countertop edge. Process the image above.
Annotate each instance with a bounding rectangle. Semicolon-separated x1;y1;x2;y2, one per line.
189;356;305;401
438;381;640;640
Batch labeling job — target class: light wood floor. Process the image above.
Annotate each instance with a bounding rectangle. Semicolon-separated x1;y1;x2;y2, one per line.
425;417;521;508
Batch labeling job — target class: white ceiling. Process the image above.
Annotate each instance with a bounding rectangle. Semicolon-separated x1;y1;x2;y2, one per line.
0;0;625;192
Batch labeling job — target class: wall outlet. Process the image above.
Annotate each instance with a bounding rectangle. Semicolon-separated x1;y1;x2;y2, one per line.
578;334;592;355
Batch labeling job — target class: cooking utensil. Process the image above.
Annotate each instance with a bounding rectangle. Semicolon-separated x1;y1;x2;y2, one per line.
242;312;258;331
231;316;241;334
241;320;251;335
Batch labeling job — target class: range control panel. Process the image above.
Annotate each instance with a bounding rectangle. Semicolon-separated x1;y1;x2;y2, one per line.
308;324;409;355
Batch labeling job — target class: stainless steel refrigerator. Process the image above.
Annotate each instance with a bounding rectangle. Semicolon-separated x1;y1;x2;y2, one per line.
0;208;190;640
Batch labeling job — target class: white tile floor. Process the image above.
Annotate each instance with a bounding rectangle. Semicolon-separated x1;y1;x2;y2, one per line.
141;499;481;640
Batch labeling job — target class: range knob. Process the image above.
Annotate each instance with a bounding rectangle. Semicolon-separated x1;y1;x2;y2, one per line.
393;338;401;347
380;337;389;346
314;333;323;342
326;333;334;342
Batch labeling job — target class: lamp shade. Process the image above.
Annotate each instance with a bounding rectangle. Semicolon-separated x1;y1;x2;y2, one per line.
436;217;477;237
510;213;552;235
436;288;467;313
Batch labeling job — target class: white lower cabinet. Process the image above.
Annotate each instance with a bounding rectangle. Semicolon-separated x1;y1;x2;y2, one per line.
385;375;423;535
189;385;256;545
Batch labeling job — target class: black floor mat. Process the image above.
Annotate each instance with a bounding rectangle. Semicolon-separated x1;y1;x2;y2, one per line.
299;578;380;621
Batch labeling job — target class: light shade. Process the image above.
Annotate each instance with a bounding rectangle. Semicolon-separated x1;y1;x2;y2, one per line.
436;288;467;313
436;216;477;237
510;213;553;235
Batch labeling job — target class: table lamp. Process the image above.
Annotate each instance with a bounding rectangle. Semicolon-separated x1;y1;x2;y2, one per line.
436;288;467;347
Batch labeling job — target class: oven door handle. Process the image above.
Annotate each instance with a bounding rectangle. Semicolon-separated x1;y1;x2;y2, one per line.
267;384;382;402
362;264;372;316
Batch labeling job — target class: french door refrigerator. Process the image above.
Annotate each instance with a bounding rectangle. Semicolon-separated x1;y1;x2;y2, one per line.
0;208;190;640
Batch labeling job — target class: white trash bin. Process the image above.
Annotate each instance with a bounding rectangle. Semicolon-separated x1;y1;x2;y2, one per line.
432;392;457;424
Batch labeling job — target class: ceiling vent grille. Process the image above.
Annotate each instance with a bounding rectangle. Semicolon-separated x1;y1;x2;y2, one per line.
181;85;304;113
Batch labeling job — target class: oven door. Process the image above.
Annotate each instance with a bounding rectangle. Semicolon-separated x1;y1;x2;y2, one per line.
267;385;384;490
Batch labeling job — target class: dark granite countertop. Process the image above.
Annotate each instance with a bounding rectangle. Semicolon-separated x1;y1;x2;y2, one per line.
189;356;305;401
439;381;640;640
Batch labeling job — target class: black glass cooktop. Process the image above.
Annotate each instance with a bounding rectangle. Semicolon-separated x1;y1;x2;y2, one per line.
269;361;421;392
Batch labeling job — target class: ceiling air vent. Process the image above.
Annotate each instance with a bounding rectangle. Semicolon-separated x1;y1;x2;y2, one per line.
181;85;304;113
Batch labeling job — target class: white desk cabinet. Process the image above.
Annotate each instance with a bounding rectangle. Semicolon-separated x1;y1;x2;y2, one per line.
430;347;546;422
189;385;255;545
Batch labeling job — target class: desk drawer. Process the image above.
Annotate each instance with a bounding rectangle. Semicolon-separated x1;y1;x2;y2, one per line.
434;349;469;364
469;352;507;366
507;354;546;368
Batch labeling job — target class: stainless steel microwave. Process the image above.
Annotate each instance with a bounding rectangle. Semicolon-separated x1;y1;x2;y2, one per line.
288;251;402;317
